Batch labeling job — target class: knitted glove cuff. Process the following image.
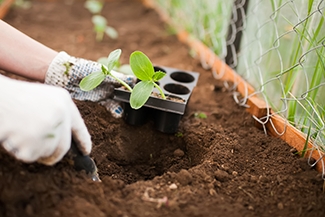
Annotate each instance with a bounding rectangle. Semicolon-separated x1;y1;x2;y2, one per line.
45;51;76;87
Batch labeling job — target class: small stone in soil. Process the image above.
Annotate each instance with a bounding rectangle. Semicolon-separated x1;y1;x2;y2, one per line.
290;147;297;154
259;175;268;183
277;202;284;210
209;189;217;196
250;175;258;183
169;183;178;189
173;149;185;157
214;169;230;182
176;169;193;185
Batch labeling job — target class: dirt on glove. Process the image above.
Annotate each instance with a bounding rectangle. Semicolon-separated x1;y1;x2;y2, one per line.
1;0;325;217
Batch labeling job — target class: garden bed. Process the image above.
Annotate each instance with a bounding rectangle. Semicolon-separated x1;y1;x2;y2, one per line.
1;0;325;216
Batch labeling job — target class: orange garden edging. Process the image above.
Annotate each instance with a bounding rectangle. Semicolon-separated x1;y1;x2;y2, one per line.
141;0;324;173
0;0;14;19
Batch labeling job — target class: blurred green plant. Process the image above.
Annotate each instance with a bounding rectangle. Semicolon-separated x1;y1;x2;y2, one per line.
14;0;32;9
155;0;233;55
84;0;103;14
84;0;118;42
91;15;118;41
97;57;133;76
175;132;183;137
194;112;207;119
156;0;325;150
236;0;325;149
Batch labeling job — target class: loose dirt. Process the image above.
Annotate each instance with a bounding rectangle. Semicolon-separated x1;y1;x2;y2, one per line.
1;0;325;216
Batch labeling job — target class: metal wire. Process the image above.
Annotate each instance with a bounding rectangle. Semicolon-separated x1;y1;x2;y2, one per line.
233;0;325;175
154;0;325;177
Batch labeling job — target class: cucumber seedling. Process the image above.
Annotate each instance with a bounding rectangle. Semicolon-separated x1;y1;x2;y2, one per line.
92;15;118;42
80;50;167;111
84;1;118;41
84;0;103;14
129;51;166;109
79;49;132;92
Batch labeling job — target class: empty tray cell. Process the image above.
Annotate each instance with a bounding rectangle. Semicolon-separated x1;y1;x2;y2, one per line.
154;66;167;73
164;83;190;95
170;71;195;83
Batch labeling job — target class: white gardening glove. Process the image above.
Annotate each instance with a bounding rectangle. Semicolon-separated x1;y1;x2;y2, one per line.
0;75;91;165
45;51;136;118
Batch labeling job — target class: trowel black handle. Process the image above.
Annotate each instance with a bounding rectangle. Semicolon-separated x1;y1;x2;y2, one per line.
69;140;99;181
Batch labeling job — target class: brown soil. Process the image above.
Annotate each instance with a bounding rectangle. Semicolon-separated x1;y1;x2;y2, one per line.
151;92;185;103
1;0;325;216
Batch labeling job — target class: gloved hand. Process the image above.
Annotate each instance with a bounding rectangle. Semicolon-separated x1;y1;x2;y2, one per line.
0;75;91;165
45;51;136;118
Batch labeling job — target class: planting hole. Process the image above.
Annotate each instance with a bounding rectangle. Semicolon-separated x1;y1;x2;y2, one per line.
164;83;190;95
92;119;205;184
170;71;195;83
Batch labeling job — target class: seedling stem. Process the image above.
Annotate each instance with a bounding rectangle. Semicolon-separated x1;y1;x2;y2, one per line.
153;82;166;99
101;65;133;91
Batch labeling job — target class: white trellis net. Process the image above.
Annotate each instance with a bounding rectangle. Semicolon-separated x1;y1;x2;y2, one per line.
154;0;233;59
236;0;325;171
155;0;325;173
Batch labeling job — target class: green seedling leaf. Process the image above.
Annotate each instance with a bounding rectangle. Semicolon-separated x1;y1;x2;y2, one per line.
106;49;122;73
84;0;103;14
98;58;121;70
92;15;107;32
79;71;105;91
128;50;166;109
98;58;132;75
114;60;121;69
130;51;155;81
175;132;183;137
130;81;154;109
101;65;108;74
80;49;128;91
301;125;312;158
152;71;166;81
105;26;118;39
294;148;313;155
194;112;207;119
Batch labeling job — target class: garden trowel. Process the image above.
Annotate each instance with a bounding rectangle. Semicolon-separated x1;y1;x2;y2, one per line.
67;139;100;182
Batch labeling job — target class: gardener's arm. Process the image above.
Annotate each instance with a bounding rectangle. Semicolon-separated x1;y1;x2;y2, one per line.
0;20;136;118
0;20;57;82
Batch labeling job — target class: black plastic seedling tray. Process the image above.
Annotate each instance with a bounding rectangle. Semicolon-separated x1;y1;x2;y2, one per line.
113;65;200;133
